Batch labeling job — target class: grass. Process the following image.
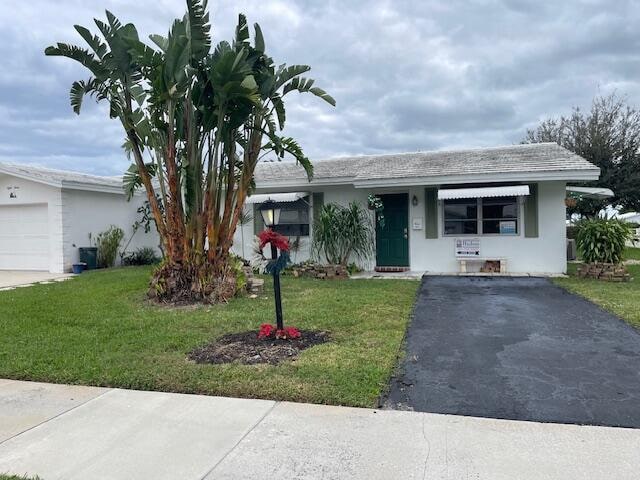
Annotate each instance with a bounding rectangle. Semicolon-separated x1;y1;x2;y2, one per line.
0;267;418;407
553;263;640;329
624;246;640;261
0;476;41;480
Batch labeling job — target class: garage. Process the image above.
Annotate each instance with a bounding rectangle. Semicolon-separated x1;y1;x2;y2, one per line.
0;163;160;273
0;204;49;271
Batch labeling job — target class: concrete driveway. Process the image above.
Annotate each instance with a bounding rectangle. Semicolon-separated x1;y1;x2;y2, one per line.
0;271;71;289
386;276;640;428
1;380;639;479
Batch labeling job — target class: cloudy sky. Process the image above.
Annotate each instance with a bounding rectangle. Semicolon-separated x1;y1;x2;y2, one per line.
1;0;639;175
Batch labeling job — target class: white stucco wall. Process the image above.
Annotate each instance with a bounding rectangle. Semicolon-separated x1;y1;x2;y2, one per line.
406;181;567;274
233;181;568;274
231;185;373;267
0;174;64;272
62;189;160;271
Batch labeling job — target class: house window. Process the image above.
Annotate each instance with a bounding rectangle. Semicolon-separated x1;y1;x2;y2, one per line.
443;196;519;235
444;199;478;235
272;199;310;237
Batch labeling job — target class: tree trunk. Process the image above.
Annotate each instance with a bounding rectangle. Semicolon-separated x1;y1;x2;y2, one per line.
148;253;237;304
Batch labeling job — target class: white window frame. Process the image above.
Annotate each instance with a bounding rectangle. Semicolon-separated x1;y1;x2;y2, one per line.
442;196;520;237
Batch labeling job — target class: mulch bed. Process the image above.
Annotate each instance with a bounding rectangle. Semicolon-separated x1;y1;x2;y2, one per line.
187;330;330;365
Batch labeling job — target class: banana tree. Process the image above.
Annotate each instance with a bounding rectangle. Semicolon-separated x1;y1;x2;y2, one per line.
46;0;335;303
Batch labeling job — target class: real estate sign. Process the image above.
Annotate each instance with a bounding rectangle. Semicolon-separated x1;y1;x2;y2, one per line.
455;238;480;257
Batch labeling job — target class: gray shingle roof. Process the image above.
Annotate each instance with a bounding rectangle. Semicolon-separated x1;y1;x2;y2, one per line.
255;143;599;186
0;162;123;190
0;143;600;193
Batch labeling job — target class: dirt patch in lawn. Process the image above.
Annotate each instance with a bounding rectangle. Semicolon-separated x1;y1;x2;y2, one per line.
188;330;330;365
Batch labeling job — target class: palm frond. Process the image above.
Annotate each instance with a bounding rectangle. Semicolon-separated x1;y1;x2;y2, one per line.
275;65;310;90
123;162;157;200
263;135;313;180
163;18;191;96
253;23;265;52
271;93;286;129
186;0;211;62
44;43;108;79
234;14;249;47
283;77;336;106
105;10;123;32
149;34;169;52
69;78;98;114
74;25;107;59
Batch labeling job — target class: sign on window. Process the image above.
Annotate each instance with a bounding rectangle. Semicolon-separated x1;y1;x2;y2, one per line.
455;238;480;257
499;221;516;234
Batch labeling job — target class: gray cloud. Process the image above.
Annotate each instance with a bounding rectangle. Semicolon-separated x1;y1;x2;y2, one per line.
1;0;639;174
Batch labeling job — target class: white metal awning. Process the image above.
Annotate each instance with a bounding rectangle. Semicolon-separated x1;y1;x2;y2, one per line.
245;192;309;204
438;185;530;200
566;186;614;199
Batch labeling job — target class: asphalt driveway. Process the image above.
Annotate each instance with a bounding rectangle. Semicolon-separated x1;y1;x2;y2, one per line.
385;276;640;428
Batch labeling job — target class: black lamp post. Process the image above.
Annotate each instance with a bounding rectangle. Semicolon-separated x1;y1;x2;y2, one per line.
260;200;284;330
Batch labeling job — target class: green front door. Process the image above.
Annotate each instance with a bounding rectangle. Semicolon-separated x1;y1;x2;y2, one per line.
375;193;409;267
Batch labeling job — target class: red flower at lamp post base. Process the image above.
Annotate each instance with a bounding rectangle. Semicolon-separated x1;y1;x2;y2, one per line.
258;323;301;340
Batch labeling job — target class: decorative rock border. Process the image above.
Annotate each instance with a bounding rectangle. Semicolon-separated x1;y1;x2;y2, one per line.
242;266;264;295
289;263;349;280
577;262;630;282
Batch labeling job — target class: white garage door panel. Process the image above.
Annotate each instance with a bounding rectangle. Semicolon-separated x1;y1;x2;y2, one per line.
0;204;49;270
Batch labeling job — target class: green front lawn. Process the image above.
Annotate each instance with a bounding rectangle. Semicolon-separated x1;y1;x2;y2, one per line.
625;246;640;261
0;267;418;407
554;264;640;329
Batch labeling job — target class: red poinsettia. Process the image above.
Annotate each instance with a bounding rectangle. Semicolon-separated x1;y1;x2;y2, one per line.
258;323;276;339
257;324;301;340
276;326;301;339
258;229;290;252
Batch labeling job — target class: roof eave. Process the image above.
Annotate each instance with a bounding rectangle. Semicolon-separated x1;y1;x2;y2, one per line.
0;166;63;189
352;169;601;188
255;176;355;189
61;181;132;195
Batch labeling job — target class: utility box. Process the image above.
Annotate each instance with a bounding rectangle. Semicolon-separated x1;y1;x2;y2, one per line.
566;239;577;261
79;247;98;270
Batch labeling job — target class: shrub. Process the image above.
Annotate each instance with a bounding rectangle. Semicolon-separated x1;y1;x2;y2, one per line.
122;247;161;266
312;202;374;265
347;262;363;275
96;225;125;268
576;218;632;264
230;253;247;292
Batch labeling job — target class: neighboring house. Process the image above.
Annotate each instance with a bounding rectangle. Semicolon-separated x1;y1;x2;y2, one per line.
618;212;640;246
617;211;640;224
234;143;600;274
0;163;159;273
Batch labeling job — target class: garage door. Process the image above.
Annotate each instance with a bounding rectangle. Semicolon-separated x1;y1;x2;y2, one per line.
0;204;50;270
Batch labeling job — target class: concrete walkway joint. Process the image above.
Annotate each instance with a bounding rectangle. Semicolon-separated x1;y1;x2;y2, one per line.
0;380;639;479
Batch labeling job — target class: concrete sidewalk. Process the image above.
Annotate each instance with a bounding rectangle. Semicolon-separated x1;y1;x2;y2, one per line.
0;380;639;479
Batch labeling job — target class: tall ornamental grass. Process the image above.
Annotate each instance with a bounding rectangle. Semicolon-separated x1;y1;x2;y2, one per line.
576;218;632;264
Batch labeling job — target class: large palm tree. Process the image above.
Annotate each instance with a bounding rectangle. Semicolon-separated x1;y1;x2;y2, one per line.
46;0;334;303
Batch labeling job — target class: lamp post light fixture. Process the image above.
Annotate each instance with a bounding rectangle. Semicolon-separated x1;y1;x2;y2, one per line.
259;200;284;330
259;200;281;229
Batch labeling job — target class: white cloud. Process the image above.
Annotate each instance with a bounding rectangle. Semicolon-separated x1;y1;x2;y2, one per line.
0;0;639;175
